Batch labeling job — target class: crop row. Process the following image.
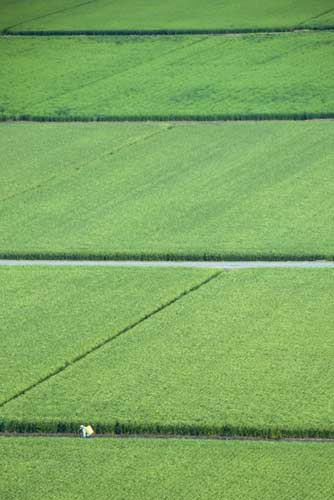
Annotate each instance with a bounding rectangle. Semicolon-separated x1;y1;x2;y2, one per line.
1;418;332;439
0;251;333;261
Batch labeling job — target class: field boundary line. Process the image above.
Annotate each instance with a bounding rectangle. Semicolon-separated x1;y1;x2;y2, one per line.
0;271;222;410
1;433;334;443
0;260;333;269
1;114;334;123
2;27;334;36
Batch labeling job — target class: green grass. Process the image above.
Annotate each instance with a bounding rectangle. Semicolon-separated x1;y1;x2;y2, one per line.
2;269;333;438
1;121;334;260
1;438;333;500
0;33;333;120
1;0;333;32
0;266;213;405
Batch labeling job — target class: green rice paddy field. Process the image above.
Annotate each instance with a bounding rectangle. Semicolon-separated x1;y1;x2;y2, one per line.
1;0;333;32
0;266;214;405
1;268;333;439
1;33;333;120
1;121;333;260
1;438;333;500
1;1;334;498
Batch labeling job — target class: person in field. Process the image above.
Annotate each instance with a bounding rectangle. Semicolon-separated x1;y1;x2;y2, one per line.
79;424;95;438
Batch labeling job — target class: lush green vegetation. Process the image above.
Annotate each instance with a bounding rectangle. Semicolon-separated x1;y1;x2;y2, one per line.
0;266;213;405
1;33;333;120
1;437;333;500
2;269;333;438
1;121;333;260
0;121;162;201
1;0;333;32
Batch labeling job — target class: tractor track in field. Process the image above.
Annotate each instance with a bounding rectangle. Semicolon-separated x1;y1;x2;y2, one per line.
0;433;333;443
0;259;333;269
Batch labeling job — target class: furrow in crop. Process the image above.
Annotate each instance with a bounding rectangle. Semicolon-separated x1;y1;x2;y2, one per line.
0;271;222;410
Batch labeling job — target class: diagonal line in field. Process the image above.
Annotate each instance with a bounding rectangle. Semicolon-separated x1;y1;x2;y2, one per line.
3;0;98;32
0;125;167;207
0;270;222;410
21;36;208;112
296;7;334;27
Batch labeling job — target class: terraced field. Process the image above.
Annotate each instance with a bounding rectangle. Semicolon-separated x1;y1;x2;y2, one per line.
1;0;333;32
1;121;333;260
1;33;333;120
1;1;333;499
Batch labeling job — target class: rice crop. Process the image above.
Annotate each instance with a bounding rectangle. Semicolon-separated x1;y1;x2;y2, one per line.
1;0;333;33
0;266;213;406
0;121;333;261
2;269;333;438
0;33;333;120
1;438;333;500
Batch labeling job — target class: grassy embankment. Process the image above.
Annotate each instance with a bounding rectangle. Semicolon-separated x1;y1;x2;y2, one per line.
1;269;333;438
0;121;333;260
0;266;215;405
0;33;333;120
1;438;333;500
1;0;333;33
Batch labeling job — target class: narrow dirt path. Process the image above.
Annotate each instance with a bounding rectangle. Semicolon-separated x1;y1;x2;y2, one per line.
0;259;333;269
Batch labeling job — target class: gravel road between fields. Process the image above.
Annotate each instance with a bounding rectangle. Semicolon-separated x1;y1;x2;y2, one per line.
0;259;334;269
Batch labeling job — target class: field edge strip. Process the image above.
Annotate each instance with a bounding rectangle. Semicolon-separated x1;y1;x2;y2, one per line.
1;259;334;269
2;27;334;36
0;253;333;263
1;114;334;123
0;420;333;440
0;271;222;410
